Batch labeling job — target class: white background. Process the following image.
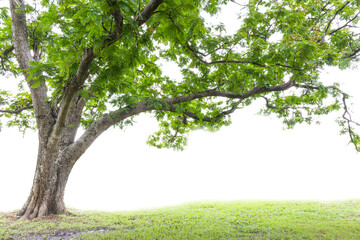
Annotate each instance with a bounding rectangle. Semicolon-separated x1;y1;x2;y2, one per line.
0;2;359;212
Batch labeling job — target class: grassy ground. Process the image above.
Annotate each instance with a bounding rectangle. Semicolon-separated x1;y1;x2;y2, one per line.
1;200;360;239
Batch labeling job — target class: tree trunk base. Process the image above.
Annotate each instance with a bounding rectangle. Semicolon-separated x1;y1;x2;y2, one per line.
17;196;67;220
17;163;70;220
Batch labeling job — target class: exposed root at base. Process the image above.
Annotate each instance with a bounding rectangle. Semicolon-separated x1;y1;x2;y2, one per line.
16;209;70;221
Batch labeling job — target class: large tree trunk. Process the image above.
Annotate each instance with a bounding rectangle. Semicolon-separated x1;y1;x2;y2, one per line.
17;144;75;220
17;96;85;220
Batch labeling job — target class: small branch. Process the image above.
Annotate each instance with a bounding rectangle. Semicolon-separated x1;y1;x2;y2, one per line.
0;106;33;114
328;11;360;35
345;47;360;59
169;125;179;143
186;43;266;68
309;3;332;32
1;45;15;57
323;1;350;35
262;96;278;110
230;0;247;7
321;1;331;12
342;95;360;151
187;43;297;70
342;95;360;127
172;102;240;123
296;83;359;151
0;45;15;70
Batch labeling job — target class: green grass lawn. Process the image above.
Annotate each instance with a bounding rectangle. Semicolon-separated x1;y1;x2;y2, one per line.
1;200;360;239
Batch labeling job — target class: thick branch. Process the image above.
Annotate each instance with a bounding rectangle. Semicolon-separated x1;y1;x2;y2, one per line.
165;102;240;123
9;0;32;70
164;80;295;105
60;96;86;146
66;101;151;165
0;106;33;114
9;0;54;136
48;48;94;148
106;0;124;41
135;0;163;26
67;80;295;163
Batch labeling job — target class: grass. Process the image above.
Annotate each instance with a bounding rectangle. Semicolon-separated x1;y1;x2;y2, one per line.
1;200;360;239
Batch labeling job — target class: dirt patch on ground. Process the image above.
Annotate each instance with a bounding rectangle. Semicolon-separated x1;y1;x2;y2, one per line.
1;212;114;239
0;211;19;221
1;211;77;222
10;228;114;240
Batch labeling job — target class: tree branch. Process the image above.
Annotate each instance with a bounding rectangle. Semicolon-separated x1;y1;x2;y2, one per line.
0;106;33;114
60;96;86;146
9;0;32;70
345;48;360;59
342;95;360;128
165;102;240;123
328;11;360;35
296;83;360;151
48;48;95;147
0;45;14;57
323;1;350;35
262;96;280;110
345;40;360;59
342;94;360;151
187;43;297;70
135;0;163;26
9;0;54;136
67;79;296;164
66;100;151;165
0;45;14;70
164;80;295;105
106;0;124;41
186;43;266;68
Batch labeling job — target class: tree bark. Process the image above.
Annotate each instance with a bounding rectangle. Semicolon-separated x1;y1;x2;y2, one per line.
17;95;86;220
17;144;74;220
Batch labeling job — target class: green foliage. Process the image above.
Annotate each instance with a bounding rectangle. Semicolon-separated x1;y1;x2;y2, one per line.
0;0;359;150
0;90;35;133
0;7;17;76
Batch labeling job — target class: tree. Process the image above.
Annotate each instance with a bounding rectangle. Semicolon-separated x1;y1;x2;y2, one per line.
0;0;359;220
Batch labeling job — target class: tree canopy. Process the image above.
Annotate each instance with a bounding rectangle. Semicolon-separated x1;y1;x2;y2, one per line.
1;0;360;150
